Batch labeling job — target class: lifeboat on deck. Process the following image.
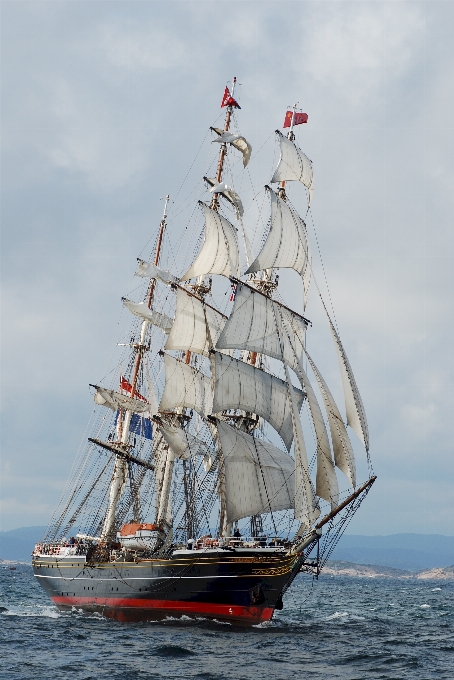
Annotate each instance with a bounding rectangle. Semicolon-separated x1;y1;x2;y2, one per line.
117;522;165;551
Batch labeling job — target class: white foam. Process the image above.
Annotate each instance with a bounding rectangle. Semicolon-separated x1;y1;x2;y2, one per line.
326;611;349;620
432;587;442;592
420;604;430;608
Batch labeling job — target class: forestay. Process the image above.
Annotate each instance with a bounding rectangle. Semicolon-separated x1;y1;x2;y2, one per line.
271;130;314;207
93;385;151;415
303;348;356;489
326;314;369;452
165;287;226;357
217;420;294;524
159;353;213;418
122;298;172;333
213;352;304;451
216;282;308;369
246;189;311;305
135;260;179;285
180;202;239;281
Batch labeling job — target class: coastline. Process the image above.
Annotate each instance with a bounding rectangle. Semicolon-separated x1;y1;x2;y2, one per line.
321;560;454;580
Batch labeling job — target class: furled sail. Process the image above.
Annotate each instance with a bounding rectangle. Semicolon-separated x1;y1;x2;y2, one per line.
122;298;172;333
135;260;179;285
216;282;308;369
213;352;304;451
303;349;356;489
291;360;339;509
159;353;213;418
204;177;244;218
216;420;294;524
326;313;369;452
211;127;252;168
92;385;151;414
165;287;227;357
180;202;240;281
246;189;312;305
159;422;212;461
270;130;314;207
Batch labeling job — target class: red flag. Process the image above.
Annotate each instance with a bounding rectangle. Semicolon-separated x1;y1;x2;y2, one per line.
221;86;241;109
283;111;308;128
120;377;147;402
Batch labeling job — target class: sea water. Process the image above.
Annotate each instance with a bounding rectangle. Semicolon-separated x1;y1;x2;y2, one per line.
1;565;453;679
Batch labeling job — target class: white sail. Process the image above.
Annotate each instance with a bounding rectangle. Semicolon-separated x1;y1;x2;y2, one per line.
165;287;226;357
135;260;179;285
180;203;240;281
216;282;308;368
122;298;172;333
159;353;213;418
211;127;252;168
327;315;369;452
283;364;319;529
303;349;356;489
159;422;212;461
213;352;304;451
271;130;314;206
246;190;311;304
93;385;151;414
291;360;339;509
217;420;294;524
208;179;244;219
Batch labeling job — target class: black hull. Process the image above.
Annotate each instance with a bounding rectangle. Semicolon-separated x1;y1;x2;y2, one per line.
32;550;299;624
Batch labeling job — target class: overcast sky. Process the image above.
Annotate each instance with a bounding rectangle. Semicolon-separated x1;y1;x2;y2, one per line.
1;0;453;535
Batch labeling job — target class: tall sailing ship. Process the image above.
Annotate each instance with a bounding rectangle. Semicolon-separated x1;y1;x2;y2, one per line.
33;79;375;624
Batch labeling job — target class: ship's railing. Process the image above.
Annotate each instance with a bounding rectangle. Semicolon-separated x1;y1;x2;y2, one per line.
32;542;89;557
191;535;289;550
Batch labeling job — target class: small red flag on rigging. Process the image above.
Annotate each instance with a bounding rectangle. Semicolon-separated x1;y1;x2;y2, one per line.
283;111;308;128
120;376;147;402
221;86;241;109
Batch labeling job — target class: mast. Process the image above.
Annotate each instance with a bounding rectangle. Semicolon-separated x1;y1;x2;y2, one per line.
101;197;169;540
278;102;297;200
210;77;237;213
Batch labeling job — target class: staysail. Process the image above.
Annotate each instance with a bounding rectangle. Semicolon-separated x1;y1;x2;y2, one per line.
326;313;369;452
271;129;314;207
213;351;304;451
181;202;240;281
291;361;339;509
159;353;213;418
303;348;356;489
217;420;294;524
165;287;227;357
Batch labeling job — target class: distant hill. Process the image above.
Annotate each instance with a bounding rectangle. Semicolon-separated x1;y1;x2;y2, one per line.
322;560;454;580
0;526;46;561
331;534;454;571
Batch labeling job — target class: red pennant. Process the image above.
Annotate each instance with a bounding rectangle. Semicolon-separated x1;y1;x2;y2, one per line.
221;86;241;109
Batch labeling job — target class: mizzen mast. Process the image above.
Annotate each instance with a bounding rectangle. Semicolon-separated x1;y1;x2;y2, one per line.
101;196;169;540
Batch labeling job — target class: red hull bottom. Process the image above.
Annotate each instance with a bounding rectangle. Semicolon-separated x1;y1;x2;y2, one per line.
52;595;274;625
